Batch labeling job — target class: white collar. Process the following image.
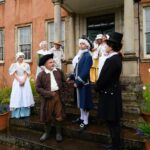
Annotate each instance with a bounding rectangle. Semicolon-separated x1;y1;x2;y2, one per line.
44;67;57;74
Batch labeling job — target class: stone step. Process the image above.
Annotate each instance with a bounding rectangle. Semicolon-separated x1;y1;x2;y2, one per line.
32;105;143;129
0;127;104;150
122;101;141;114
9;115;145;150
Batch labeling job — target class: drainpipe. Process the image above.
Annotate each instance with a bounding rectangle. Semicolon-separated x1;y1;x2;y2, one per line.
134;0;141;76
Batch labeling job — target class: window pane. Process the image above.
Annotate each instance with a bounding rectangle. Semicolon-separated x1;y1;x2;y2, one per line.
48;23;54;41
0;31;4;61
48;21;65;49
145;7;150;21
18;26;31;60
87;14;115;41
19;26;31;44
146;21;150;32
0;31;3;46
146;44;150;54
146;33;150;43
20;44;31;60
0;47;3;60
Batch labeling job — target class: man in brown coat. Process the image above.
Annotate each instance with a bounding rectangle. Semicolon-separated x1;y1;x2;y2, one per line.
36;53;65;142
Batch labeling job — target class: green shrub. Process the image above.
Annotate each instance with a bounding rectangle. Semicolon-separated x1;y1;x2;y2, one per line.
142;84;150;113
0;87;11;114
137;123;150;140
30;77;38;97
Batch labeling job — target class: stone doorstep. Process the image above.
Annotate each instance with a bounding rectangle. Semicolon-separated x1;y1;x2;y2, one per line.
0;127;104;150
9;115;145;149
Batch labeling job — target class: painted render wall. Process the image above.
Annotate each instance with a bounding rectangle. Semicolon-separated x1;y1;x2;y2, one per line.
0;0;67;87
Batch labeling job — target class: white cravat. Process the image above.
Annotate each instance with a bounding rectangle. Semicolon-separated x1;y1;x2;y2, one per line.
44;67;59;92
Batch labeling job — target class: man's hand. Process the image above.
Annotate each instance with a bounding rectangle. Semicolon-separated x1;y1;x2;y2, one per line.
51;91;57;97
74;83;77;88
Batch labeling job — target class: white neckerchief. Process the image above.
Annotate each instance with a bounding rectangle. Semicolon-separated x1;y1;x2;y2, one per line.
98;51;118;77
72;49;88;68
44;67;57;74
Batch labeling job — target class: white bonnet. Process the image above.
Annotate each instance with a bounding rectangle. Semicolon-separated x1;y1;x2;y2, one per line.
105;34;110;40
95;34;103;40
16;52;25;60
39;41;47;48
79;39;90;48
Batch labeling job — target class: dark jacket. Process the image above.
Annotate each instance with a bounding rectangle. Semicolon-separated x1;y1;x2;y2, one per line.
96;54;122;121
36;68;66;122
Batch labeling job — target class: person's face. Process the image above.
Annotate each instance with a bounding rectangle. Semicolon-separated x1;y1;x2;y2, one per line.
96;39;102;44
45;59;55;70
105;44;113;53
54;44;61;49
79;43;88;50
42;44;47;50
17;55;24;63
102;35;107;42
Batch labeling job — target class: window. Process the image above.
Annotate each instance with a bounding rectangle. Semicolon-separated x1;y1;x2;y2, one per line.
87;14;115;42
143;7;150;58
17;25;32;61
47;21;65;49
0;0;4;3
0;30;4;62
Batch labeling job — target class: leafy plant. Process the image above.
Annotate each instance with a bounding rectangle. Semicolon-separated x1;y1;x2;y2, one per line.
0;87;11;114
142;84;150;113
137;123;150;140
30;77;38;97
0;104;9;114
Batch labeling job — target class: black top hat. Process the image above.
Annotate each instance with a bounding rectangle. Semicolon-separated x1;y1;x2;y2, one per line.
81;35;94;50
107;32;123;44
39;53;54;66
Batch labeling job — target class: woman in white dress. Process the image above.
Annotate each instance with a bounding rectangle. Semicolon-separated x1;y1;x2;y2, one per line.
36;41;51;78
9;52;35;118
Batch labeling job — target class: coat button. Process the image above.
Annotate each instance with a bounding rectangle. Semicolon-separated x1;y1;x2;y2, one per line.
111;92;114;95
105;91;107;94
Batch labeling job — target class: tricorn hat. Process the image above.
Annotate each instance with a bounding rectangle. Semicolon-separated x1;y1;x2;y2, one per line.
80;35;94;50
39;53;54;66
107;32;123;44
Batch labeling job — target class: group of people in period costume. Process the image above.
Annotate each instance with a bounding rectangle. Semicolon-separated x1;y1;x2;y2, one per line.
8;31;123;149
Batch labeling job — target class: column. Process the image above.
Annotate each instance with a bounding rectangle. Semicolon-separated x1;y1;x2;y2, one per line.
52;0;62;42
124;0;135;54
68;14;75;59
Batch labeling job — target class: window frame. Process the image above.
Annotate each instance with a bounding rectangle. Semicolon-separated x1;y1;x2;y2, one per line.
0;29;4;63
16;24;32;63
143;7;150;59
0;0;5;4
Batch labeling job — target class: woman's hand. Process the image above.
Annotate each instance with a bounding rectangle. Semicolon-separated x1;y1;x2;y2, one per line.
19;80;25;86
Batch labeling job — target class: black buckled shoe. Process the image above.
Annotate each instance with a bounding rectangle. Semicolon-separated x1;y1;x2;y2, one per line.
72;117;83;124
79;123;88;132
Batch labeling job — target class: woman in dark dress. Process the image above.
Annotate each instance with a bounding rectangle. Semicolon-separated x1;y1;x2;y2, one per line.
96;32;123;150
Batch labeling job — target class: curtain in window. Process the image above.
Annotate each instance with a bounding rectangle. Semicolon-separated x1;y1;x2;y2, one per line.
19;26;31;60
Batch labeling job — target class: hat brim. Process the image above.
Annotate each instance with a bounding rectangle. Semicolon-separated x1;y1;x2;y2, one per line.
39;54;54;66
54;42;62;46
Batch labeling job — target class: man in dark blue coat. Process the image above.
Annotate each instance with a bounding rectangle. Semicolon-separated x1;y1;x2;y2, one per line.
69;36;93;131
96;32;123;150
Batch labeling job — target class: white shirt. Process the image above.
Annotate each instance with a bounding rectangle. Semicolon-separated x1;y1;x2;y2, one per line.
44;67;59;92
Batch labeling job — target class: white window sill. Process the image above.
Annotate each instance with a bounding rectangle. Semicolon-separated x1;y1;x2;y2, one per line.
0;61;4;64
